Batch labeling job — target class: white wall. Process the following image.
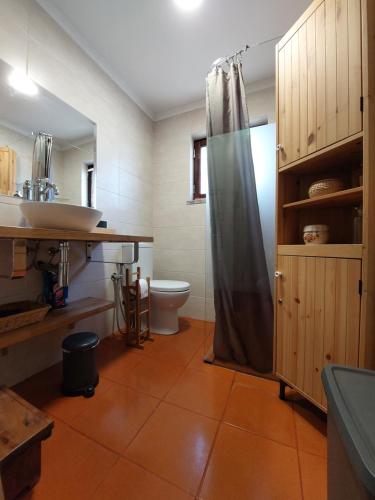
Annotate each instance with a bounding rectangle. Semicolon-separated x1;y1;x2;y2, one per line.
0;0;154;386
152;86;275;321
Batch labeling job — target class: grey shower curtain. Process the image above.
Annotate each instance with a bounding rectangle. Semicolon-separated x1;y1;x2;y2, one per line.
32;132;53;180
206;63;273;372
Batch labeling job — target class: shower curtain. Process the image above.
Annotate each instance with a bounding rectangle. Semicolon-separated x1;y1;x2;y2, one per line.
206;63;273;372
32;132;53;181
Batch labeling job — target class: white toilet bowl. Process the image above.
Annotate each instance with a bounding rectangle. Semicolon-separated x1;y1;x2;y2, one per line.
150;280;190;335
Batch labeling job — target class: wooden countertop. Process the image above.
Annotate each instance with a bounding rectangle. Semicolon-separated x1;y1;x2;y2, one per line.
0;225;153;243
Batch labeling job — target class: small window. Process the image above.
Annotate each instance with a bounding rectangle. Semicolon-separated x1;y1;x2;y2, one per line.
193;138;207;200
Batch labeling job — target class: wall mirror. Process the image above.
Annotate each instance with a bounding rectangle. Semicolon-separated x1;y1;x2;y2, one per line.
0;59;96;207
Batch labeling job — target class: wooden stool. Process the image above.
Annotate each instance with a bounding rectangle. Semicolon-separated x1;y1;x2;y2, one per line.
122;266;153;349
0;387;54;500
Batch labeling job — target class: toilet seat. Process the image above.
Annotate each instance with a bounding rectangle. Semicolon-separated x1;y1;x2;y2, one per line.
150;280;190;293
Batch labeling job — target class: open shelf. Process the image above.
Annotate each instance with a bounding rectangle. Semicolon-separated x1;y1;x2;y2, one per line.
0;297;114;350
283;187;363;210
278;244;363;259
278;132;363;175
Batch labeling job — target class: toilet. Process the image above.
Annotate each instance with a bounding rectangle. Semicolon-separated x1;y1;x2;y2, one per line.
150;280;190;334
122;243;190;335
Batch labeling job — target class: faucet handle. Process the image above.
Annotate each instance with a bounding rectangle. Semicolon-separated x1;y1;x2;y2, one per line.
45;181;59;197
51;183;59;195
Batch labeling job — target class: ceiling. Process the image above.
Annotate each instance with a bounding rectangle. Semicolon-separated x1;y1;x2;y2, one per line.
36;0;311;120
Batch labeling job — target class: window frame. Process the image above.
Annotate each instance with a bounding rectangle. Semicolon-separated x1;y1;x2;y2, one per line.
86;162;94;208
193;137;207;200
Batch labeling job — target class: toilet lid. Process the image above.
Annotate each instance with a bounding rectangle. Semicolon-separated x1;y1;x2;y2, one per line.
150;280;190;292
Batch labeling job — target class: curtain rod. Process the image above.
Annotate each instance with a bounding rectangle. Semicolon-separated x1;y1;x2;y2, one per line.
211;35;282;69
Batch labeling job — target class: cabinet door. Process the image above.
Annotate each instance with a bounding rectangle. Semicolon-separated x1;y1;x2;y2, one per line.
276;255;361;407
277;0;362;168
0;147;16;196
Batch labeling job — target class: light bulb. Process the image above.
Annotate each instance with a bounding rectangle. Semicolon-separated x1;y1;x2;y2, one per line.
8;69;38;96
174;0;203;11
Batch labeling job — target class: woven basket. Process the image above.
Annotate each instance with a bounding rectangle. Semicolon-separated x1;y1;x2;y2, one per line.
0;301;50;334
308;178;344;198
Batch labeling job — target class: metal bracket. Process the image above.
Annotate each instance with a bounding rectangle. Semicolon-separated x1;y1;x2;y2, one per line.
86;241;139;265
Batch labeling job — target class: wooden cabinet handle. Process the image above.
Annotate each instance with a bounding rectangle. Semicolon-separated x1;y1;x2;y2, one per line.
276;144;284;152
326;354;332;361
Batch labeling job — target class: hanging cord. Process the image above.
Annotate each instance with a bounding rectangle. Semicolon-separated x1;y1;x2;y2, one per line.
111;271;128;340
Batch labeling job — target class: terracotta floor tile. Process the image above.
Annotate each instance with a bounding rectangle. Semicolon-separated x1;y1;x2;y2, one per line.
13;363;115;424
294;402;327;457
169;325;208;348
97;341;144;383
125;402;218;495
27;420;117;500
203;322;215;336
92;458;193;500
188;337;232;378
179;317;208;332
166;366;234;419
13;321;327;500
299;451;327;500
71;384;159;454
199;423;302;500
123;356;185;398
141;333;171;355
224;383;297;448
150;336;203;366
235;371;280;396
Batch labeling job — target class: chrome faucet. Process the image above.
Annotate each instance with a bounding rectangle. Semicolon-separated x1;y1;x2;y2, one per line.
22;132;58;201
22;178;59;201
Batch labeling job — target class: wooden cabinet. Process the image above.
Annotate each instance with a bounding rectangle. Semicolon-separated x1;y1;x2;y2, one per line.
0;146;16;196
277;0;362;168
275;0;375;411
276;255;361;409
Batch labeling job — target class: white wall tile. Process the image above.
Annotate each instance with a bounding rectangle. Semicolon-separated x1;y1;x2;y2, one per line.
154;249;205;275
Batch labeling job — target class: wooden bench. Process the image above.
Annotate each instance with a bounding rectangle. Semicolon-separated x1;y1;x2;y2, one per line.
0;387;53;499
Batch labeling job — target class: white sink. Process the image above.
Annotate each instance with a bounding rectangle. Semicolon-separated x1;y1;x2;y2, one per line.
20;201;103;232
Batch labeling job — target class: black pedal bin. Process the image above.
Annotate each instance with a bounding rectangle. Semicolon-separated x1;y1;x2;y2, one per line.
62;332;100;398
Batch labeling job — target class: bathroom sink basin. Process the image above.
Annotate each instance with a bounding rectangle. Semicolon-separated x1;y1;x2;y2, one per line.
20;201;102;232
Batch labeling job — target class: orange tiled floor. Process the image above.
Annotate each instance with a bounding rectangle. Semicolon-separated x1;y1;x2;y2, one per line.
14;318;327;500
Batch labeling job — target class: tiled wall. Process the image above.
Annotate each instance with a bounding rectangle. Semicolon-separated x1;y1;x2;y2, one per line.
152;86;275;321
0;0;154;386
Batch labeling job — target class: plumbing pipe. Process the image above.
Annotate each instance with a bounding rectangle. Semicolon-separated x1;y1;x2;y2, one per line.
58;241;69;287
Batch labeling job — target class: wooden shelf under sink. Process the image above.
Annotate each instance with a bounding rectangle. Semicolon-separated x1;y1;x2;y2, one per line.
0;297;114;350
